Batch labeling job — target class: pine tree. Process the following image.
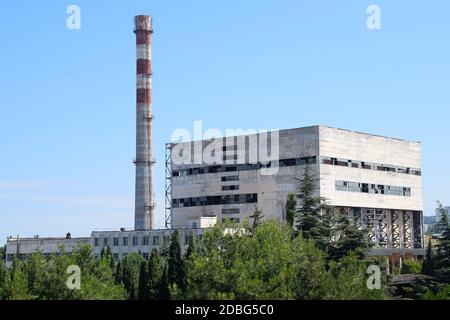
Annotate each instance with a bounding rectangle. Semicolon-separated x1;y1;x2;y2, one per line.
422;238;435;276
331;209;369;261
295;165;333;251
435;202;450;283
168;230;184;290
285;193;297;228
147;249;162;299
137;260;149;300
249;206;264;231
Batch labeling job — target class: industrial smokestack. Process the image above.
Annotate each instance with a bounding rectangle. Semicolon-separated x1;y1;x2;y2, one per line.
134;15;155;230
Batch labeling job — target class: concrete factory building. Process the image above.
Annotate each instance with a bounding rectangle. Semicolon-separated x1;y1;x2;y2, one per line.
166;125;424;258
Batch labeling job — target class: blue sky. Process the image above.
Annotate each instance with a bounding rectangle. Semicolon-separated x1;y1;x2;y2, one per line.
0;1;449;244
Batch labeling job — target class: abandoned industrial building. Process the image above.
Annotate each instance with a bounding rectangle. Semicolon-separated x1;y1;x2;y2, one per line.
166;125;424;260
4;15;424;268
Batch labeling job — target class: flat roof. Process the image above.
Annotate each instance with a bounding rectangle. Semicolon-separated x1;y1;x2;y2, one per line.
167;125;420;145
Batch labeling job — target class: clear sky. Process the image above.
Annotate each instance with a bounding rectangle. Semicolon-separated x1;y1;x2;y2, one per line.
0;1;449;244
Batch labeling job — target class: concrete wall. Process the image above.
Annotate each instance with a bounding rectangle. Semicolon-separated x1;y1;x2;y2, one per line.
171;126;319;228
318;126;423;211
5;237;90;267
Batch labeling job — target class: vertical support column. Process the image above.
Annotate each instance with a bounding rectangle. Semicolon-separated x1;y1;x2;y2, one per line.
403;211;413;249
134;15;155;230
165;143;173;229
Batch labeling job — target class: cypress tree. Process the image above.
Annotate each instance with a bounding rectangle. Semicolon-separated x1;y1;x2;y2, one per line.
168;230;184;289
159;262;170;300
285;193;297;228
184;232;196;260
115;260;123;284
147;249;162;299
422;238;435;276
137;260;149;300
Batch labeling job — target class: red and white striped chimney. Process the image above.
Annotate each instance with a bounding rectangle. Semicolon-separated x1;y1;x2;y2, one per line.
134;15;154;230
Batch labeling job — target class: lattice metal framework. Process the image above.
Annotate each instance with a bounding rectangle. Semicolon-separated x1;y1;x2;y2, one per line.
413;211;423;249
165;143;173;229
403;211;412;248
391;210;401;248
341;207;423;250
376;209;388;248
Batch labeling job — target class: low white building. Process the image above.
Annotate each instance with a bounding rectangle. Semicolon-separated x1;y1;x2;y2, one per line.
4;217;217;267
5;234;90;268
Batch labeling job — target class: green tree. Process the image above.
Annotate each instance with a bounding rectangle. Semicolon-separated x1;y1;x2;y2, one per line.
424;285;450;300
159;262;170;300
435;202;450;283
184;232;197;260
121;253;145;299
330;209;369;261
285;193;297;228
147;249;162;300
74;246;127;300
295;165;333;252
0;260;9;299
115;260;123;284
422;238;435;276
34;251;74;299
137;260;149;300
7;257;33;300
168;230;184;290
249;206;264;231
101;246;114;271
327;253;385;300
23;252;46;297
401;259;422;274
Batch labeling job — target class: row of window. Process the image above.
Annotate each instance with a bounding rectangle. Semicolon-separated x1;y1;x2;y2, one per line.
7;252;68;262
222;185;239;191
335;181;411;197
94;234;179;247
322;157;421;176
221;175;239;182
173;193;258;208
222;218;240;223
172;156;317;177
222;208;240;214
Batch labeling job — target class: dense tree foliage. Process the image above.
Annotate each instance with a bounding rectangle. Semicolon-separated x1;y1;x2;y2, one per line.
2;200;449;300
180;221;384;300
422;239;435;276
330;209;370;261
435;203;450;283
0;245;126;300
285;192;297;228
295;165;334;253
